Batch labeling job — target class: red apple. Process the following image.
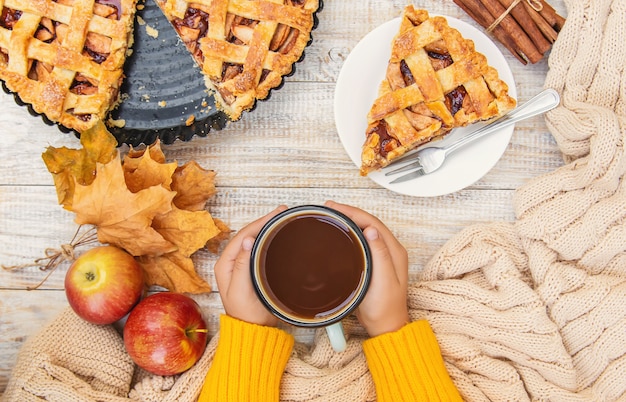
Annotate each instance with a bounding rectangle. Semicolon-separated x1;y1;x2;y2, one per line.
123;292;208;376
65;246;144;325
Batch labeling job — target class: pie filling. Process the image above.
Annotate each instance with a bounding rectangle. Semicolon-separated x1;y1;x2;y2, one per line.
445;86;469;117
171;7;209;63
0;8;21;31
366;120;396;159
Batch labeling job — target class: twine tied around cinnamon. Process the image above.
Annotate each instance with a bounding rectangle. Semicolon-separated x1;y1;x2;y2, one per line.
1;225;98;290
487;0;543;32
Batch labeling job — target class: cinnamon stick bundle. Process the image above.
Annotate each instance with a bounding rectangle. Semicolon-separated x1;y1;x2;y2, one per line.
454;0;566;64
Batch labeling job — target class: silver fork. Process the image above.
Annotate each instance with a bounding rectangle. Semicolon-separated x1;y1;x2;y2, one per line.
383;88;561;184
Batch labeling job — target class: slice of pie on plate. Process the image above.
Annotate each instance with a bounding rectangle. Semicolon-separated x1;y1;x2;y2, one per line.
155;0;320;121
360;6;516;176
0;0;137;133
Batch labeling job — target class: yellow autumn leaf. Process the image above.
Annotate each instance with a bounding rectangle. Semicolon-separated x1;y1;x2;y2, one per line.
41;122;230;294
136;251;212;294
126;139;167;164
206;218;232;254
153;207;221;257
171;160;217;211
71;153;177;256
123;141;177;192
42;121;117;208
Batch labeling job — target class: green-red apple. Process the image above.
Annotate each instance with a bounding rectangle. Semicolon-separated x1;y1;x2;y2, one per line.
65;246;144;325
123;292;208;376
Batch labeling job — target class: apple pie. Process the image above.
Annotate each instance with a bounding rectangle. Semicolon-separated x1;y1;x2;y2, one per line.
360;6;516;176
1;0;320;133
0;0;137;133
155;0;320;121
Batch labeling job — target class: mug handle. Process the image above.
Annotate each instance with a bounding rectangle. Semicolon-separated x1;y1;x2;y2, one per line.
325;322;347;352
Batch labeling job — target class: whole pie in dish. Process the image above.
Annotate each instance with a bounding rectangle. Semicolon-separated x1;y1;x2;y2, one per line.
360;6;516;176
155;0;319;121
0;0;137;133
0;0;320;133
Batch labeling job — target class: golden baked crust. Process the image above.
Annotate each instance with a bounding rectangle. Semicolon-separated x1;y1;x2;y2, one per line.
360;6;516;176
155;0;320;121
0;0;137;132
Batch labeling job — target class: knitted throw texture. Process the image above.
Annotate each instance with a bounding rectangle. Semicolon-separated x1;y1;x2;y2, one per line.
2;0;625;400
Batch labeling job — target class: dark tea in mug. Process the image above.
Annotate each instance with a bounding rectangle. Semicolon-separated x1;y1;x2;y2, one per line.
251;205;371;327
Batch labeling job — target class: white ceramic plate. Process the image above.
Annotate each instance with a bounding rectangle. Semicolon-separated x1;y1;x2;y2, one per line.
334;16;517;197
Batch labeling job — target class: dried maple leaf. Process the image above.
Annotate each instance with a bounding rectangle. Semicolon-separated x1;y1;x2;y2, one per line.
71;153;177;257
136;251;212;294
127;140;167;163
41;124;230;294
206;218;232;254
152;207;220;257
171;161;217;211
42;121;117;209
123;141;177;193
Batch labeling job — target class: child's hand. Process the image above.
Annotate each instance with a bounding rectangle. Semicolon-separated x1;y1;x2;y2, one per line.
325;201;410;337
214;205;288;327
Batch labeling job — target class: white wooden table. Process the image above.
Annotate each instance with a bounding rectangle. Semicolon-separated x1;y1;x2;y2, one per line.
0;0;566;393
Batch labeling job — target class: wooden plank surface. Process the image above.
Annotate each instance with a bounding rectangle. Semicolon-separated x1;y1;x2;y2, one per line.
0;0;567;394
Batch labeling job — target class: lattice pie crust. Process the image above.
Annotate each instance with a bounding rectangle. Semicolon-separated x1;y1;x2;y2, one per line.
0;0;137;132
156;0;319;120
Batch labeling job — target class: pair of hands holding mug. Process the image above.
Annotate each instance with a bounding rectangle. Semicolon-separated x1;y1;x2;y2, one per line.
214;200;410;337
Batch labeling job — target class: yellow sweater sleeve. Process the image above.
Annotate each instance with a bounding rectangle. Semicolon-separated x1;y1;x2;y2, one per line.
362;320;463;402
198;315;294;402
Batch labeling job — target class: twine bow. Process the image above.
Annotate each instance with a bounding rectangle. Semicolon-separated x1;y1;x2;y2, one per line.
487;0;543;32
2;225;98;290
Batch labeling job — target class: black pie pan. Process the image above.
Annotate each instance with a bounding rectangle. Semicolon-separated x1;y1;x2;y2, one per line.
2;0;323;147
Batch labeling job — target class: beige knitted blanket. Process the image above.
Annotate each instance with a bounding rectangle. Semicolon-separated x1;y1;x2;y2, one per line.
3;0;625;400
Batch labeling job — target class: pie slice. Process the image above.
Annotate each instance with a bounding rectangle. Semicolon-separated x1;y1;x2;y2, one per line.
0;0;137;133
360;6;516;176
155;0;320;121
